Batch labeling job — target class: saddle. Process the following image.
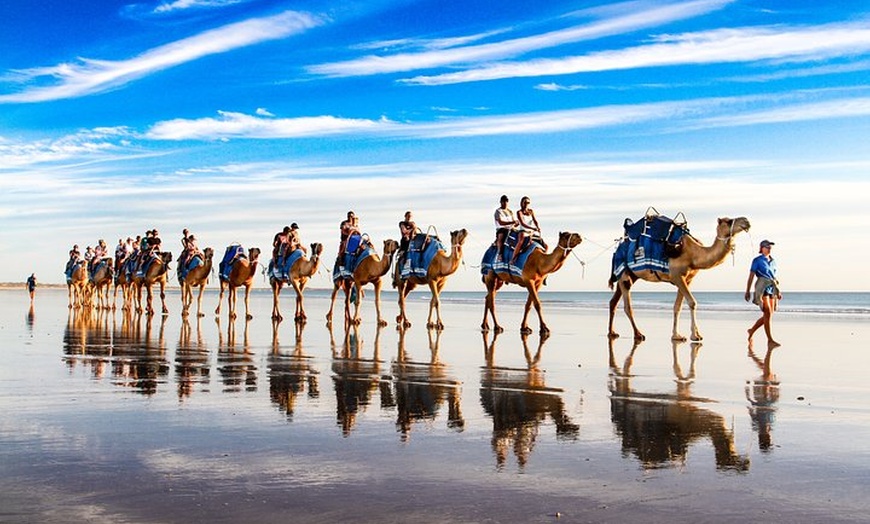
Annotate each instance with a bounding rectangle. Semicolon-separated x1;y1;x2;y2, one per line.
610;207;690;283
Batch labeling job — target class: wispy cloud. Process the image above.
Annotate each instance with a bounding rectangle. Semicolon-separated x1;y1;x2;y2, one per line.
0;127;136;168
535;83;589;91
307;0;731;77
0;10;322;103
143;90;870;141
403;22;870;85
152;0;247;14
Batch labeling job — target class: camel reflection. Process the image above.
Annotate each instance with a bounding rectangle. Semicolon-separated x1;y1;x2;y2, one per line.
63;309;170;395
608;338;749;471
391;328;464;441
746;345;780;452
216;317;257;393
331;323;387;437
175;316;211;400
268;320;320;421
479;332;579;471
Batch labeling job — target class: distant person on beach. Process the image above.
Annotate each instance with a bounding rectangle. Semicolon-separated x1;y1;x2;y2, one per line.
26;273;37;302
493;195;516;261
745;239;781;348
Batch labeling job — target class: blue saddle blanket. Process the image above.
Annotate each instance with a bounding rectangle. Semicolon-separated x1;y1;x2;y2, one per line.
333;246;375;282
269;249;304;280
399;233;445;280
178;253;204;280
65;260;83;282
610;213;689;281
480;231;544;277
219;244;246;280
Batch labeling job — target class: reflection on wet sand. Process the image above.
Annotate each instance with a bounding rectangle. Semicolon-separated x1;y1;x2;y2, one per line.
268;320;320;421
26;303;35;335
479;332;579;471
175;316;211;400
746;345;780;452
608;339;750;471
63;309;170;395
391;328;464;441
216;317;257;393
331;323;388;436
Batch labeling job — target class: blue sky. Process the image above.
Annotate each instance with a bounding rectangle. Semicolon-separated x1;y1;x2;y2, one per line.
2;0;869;291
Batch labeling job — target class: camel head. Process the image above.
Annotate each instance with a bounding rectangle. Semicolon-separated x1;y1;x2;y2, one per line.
383;239;400;256
203;247;214;261
310;242;323;257
556;231;583;251
248;247;261;261
450;228;469;247
716;217;751;241
160;252;173;264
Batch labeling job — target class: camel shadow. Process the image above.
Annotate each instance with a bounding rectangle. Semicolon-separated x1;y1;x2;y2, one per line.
390;327;464;441
479;331;579;471
608;338;750;472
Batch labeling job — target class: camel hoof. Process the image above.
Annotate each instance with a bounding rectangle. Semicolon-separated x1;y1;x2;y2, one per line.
520;326;533;335
607;332;620;339
672;334;687;342
197;312;205;318
494;325;504;334
480;324;489;332
691;335;703;342
635;333;646;341
246;314;253;321
540;326;550;336
378;319;388;327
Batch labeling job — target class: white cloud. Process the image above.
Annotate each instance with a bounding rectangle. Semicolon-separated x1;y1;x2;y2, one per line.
0;10;322;103
535;83;589;91
153;0;246;14
403;22;870;85
255;107;275;117
307;0;731;77
696;96;870;127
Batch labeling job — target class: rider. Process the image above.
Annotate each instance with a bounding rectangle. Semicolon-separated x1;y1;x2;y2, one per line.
398;210;417;267
511;196;544;265
338;211;360;263
288;222;305;254
493;195;517;262
273;225;291;265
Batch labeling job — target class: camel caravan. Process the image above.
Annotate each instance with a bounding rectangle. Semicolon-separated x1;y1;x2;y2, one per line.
60;201;751;340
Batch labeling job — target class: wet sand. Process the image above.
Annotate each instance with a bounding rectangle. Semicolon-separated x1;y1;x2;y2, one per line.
1;288;869;523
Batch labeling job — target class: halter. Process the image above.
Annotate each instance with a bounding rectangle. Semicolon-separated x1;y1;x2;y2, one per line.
558;236;575;256
717;220;737;243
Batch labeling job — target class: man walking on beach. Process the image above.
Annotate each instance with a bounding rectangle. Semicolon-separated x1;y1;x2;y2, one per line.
745;240;781;348
26;273;37;303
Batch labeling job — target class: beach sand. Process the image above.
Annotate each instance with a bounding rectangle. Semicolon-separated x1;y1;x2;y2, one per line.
1;287;868;523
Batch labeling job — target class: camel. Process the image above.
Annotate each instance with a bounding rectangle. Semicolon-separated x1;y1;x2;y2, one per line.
270;243;323;323
90;259;114;310
326;239;399;327
66;261;88;309
113;255;133;311
179;247;214;318
215;247;260;320
133;252;173;316
481;231;583;335
394;228;468;330
608;216;750;342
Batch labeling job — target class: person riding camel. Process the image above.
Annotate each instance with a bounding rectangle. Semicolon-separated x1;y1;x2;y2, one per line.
493;195;517;262
510;196;545;265
288;222;306;254
398;210;418;268
273;226;291;265
338;211;360;261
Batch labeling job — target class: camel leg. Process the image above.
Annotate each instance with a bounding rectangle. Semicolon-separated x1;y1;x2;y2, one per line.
521;292;534;334
428;280;444;330
352;281;363;325
374;279;387;327
396;281;408;327
672;276;699;341
160;280;168;315
607;284;623;338
272;281;283;322
215;282;225;316
244;284;253;320
326;282;339;324
145;284;154;316
229;286;237;320
196;284;206;318
485;280;504;334
619;280;645;341
292;280;306;322
526;282;547;335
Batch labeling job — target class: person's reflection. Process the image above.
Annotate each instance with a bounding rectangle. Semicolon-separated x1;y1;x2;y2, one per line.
479;331;579;471
746;345;780;453
392;327;464;441
331;323;383;437
108;311;170;395
26;303;35;335
175;315;211;400
608;338;750;471
268;320;320;421
216;317;257;393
